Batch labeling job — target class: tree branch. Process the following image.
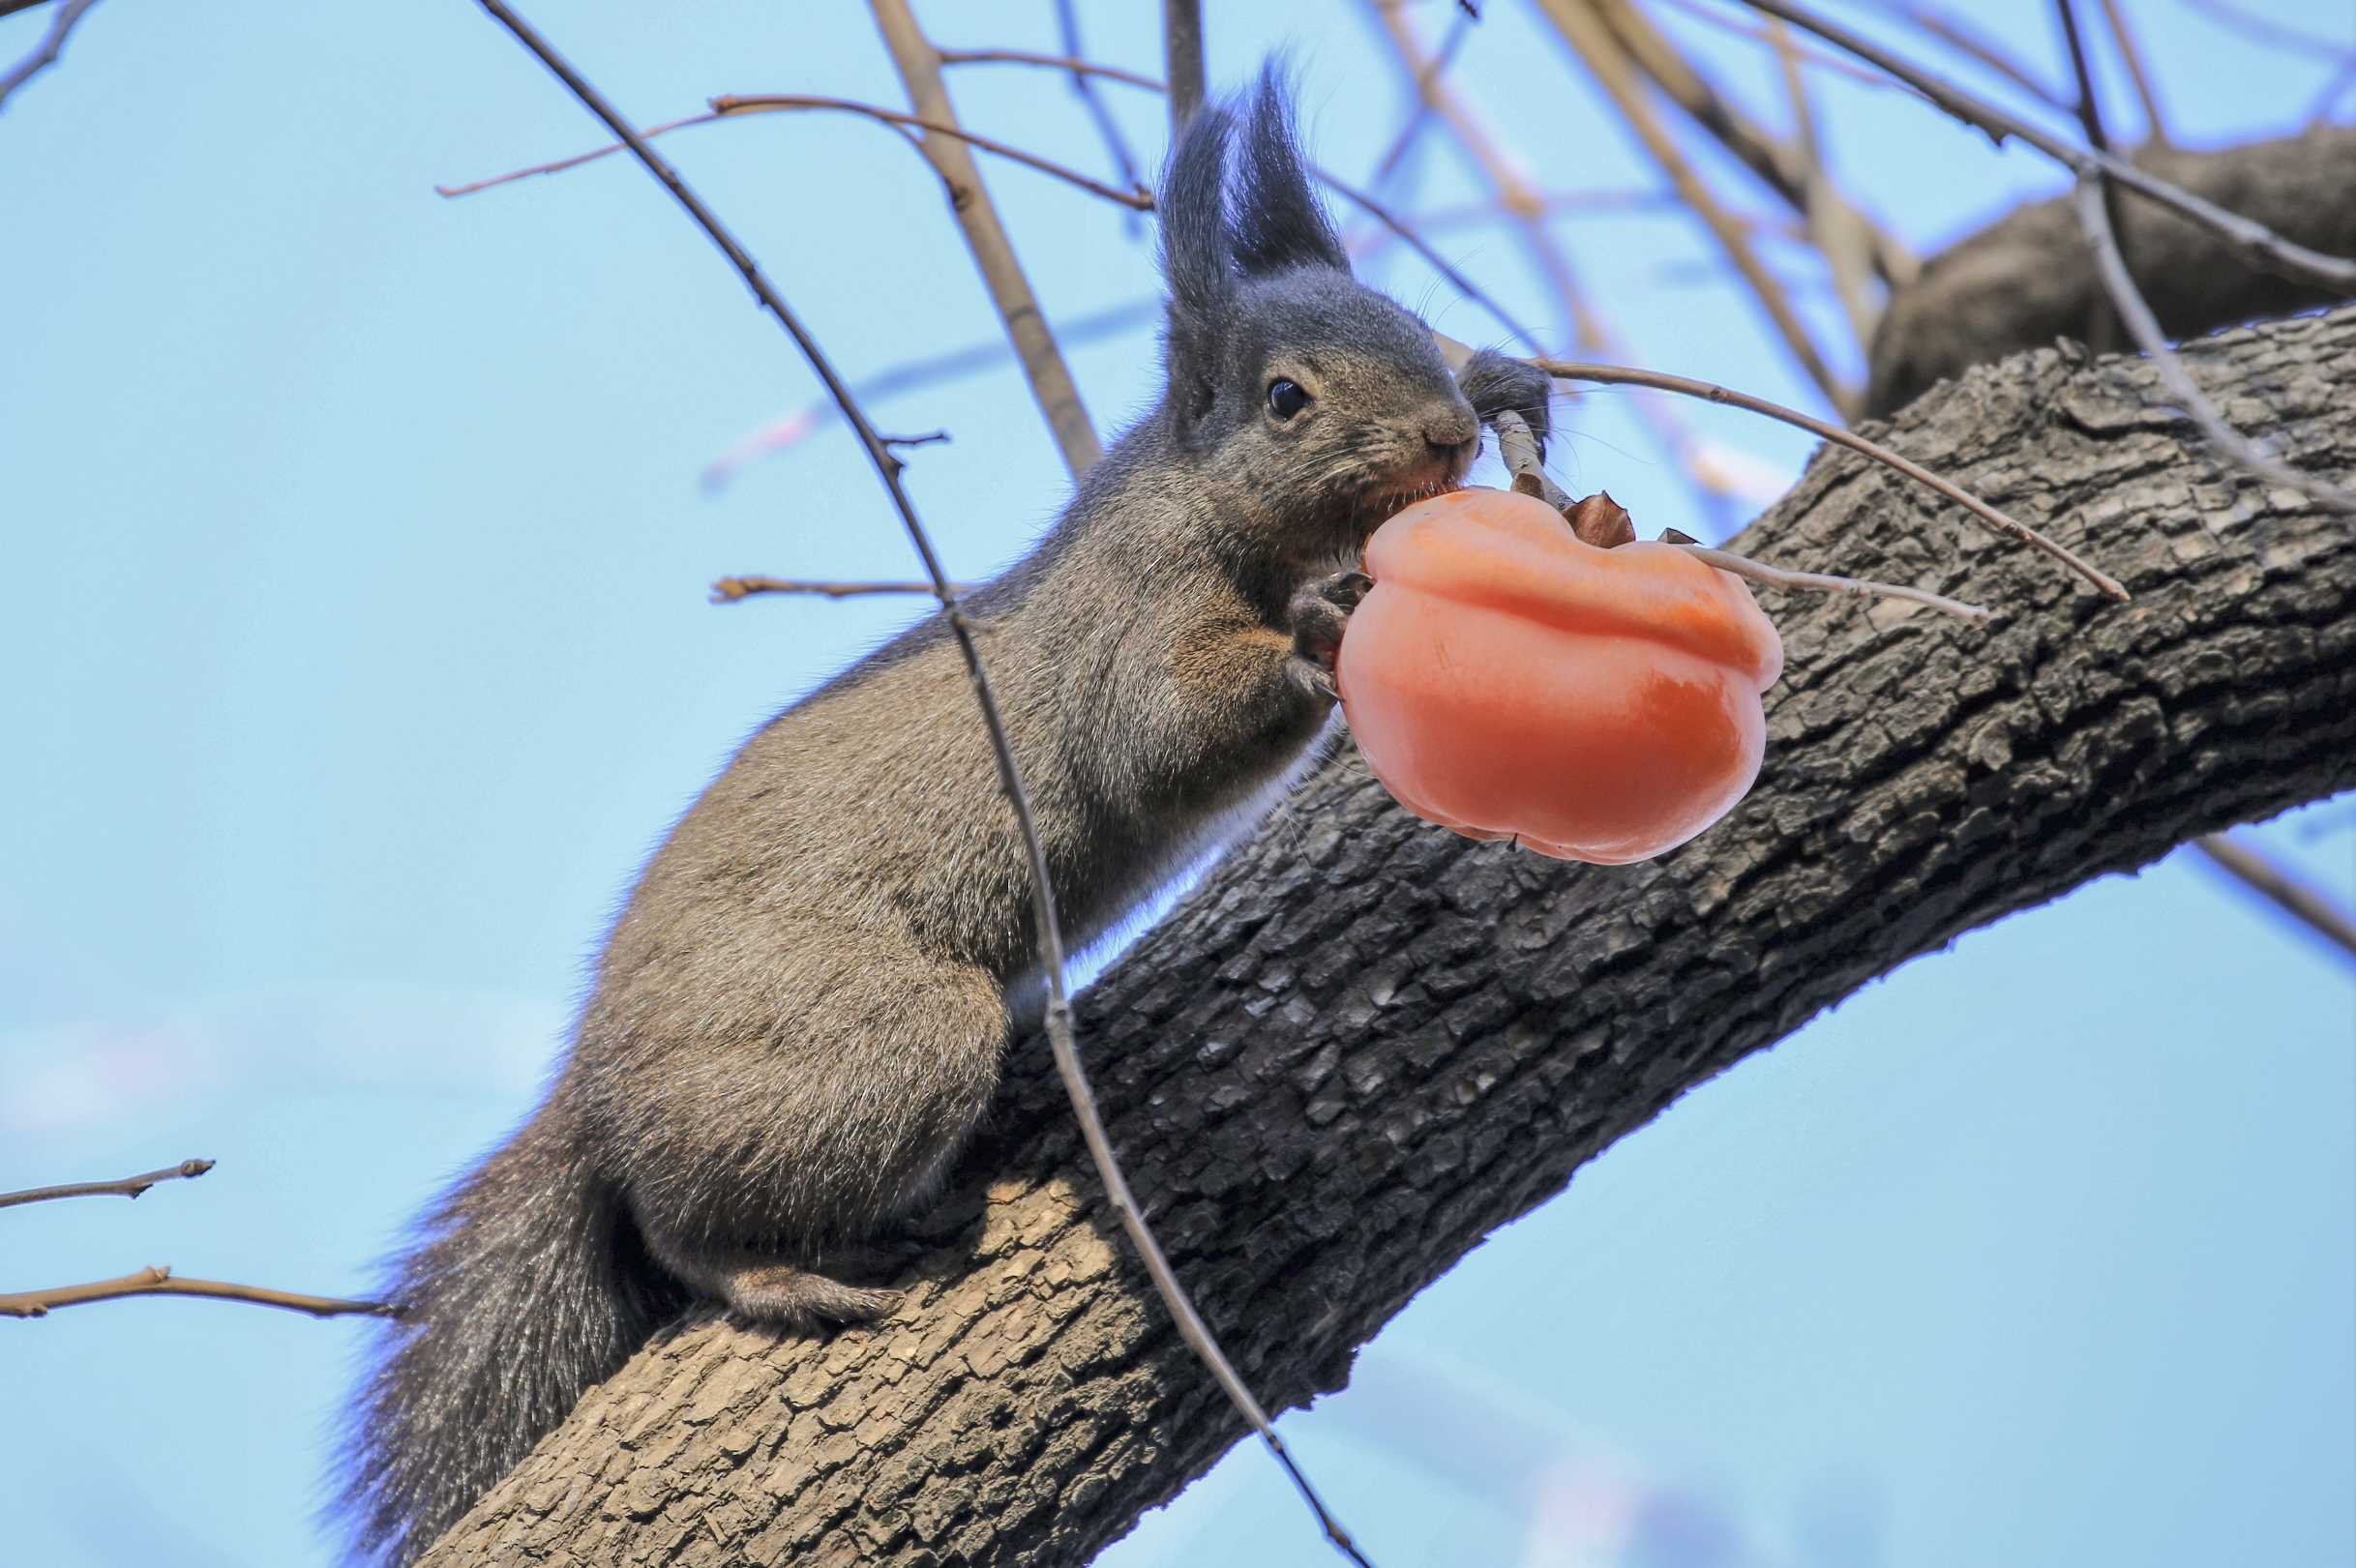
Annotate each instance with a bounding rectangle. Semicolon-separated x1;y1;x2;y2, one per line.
1536;358;2130;598
0;0;98;111
0;1265;398;1319
1530;0;1857;415
1738;0;2356;290
2073;173;2356;514
708;577;972;603
0;1158;213;1210
417;309;2356;1568
2192;835;2356;961
866;0;1103;479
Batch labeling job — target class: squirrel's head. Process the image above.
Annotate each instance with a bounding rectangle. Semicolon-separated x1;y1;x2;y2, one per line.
1158;74;1481;569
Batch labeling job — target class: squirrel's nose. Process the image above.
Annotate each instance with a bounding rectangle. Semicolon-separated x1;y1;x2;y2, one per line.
1423;407;1479;459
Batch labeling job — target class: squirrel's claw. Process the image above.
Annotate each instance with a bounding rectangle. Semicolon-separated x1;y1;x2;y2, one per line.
1286;570;1371;704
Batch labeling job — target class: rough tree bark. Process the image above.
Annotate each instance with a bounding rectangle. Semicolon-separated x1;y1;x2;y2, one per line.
1865;126;2356;417
419;308;2356;1568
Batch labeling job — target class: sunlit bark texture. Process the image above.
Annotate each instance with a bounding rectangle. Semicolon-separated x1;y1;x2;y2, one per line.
421;309;2356;1568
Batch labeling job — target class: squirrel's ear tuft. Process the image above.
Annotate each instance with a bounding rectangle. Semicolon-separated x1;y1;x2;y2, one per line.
1228;69;1348;279
1159;105;1236;322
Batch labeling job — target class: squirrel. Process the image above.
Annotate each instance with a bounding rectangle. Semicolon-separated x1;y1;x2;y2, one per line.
340;74;1552;1566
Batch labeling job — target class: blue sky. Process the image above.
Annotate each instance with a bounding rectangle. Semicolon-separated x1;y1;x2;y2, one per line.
2;2;2349;1566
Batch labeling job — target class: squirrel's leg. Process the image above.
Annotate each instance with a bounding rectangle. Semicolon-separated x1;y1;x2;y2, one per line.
634;1229;903;1331
588;926;1011;1334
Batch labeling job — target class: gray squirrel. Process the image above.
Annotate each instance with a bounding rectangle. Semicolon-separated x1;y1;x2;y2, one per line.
340;75;1551;1566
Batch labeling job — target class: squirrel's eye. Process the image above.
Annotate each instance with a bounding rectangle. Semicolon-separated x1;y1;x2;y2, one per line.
1267;379;1310;420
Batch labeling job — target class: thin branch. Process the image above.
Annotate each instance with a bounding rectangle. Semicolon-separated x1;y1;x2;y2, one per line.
866;0;1103;478
1314;166;1546;353
1046;3;1144;233
1674;544;1990;620
2170;0;2356;62
0;1265;399;1320
1737;0;2356;290
701;301;1157;490
1495;409;1980;615
1766;15;1883;349
2193;834;2356;962
1367;0;1612;360
1536;358;2132;598
1163;0;1205;133
469;7;1370;1565
2095;0;2170;147
1529;0;1858;415
0;1158;214;1211
0;0;99;111
2072;175;2356;515
1598;0;1922;288
709;577;973;602
438;100;1153;211
935;47;1163;93
1367;4;1472;192
1649;0;1910;90
2055;0;2130;354
710;95;1150;211
1854;0;2073;111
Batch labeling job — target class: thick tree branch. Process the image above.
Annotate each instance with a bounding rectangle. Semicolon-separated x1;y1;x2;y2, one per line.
1866;126;2356;417
418;310;2356;1568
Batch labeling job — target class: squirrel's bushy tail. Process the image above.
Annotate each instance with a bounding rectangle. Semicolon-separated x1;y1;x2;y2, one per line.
340;1098;682;1567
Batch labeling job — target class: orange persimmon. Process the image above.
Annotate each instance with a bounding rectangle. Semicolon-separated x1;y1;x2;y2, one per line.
1336;487;1784;865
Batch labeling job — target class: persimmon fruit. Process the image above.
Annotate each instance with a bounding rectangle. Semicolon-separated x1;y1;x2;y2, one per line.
1336;486;1784;865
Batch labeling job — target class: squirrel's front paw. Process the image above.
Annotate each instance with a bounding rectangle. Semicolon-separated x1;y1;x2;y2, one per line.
1286;570;1373;701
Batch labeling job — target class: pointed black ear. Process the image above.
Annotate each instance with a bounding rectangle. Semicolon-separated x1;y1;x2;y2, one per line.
1158;104;1237;425
1229;69;1348;279
1159;104;1236;323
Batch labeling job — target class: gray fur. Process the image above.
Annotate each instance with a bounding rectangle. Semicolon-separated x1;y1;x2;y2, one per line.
340;75;1551;1567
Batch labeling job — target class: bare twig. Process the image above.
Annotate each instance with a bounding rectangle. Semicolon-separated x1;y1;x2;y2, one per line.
1737;0;2356;291
2171;0;2356;62
0;1265;399;1319
2095;0;2170;148
1367;0;1609;358
710;95;1150;212
470;7;1371;1564
1045;3;1144;233
1856;0;2073;110
1599;0;1921;289
709;577;973;602
1649;0;1909;89
1674;544;1991;620
1491;408;1571;508
2072;175;2356;514
0;0;99;111
1766;16;1882;348
1494;410;1987;618
1163;0;1205;132
1530;0;1857;415
866;0;1103;478
2055;0;2130;354
2193;834;2356;962
0;1158;214;1210
935;46;1163;93
1536;359;2132;598
438;100;1153;211
1314;166;1546;353
701;301;1156;490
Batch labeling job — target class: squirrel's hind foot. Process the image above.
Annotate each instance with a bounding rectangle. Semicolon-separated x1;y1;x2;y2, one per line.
724;1263;903;1331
